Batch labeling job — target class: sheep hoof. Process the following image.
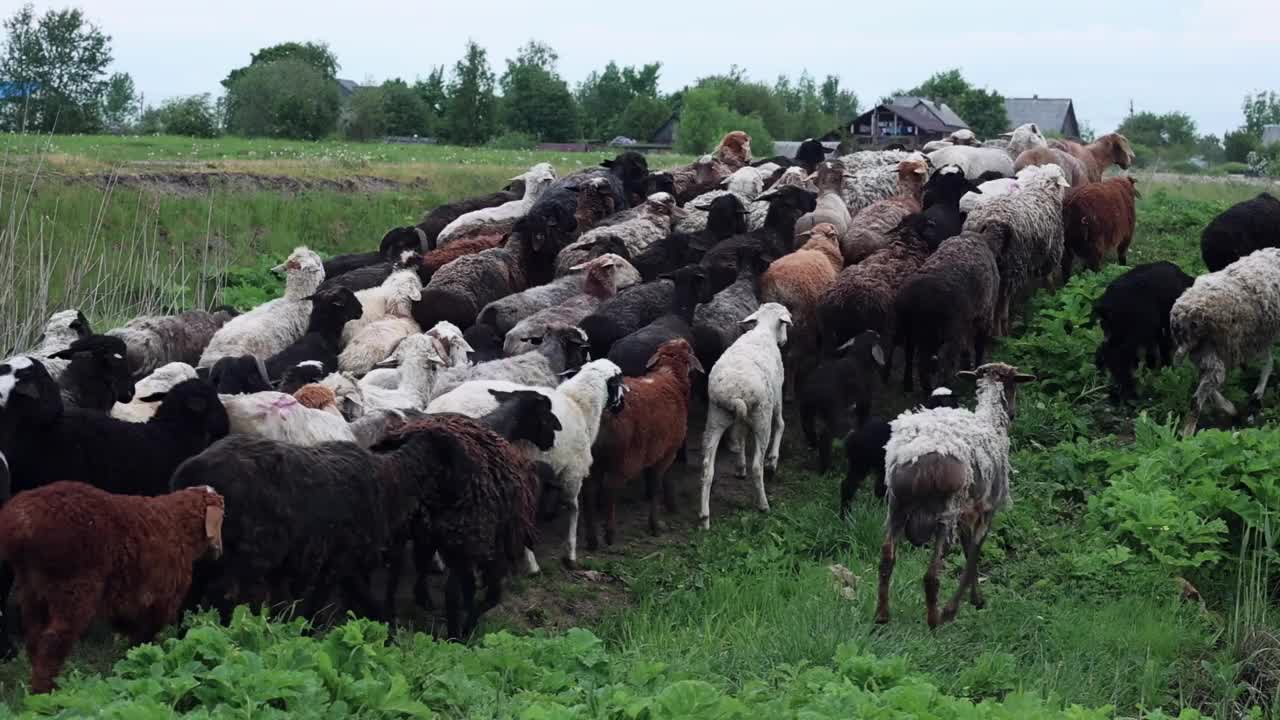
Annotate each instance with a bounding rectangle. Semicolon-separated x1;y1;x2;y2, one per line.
561;557;578;571
874;610;890;625
698;515;710;530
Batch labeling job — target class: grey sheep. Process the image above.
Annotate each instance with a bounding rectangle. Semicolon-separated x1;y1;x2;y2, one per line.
6;309;92;383
692;251;763;372
554;193;686;276
794;160;852;240
431;323;590;399
476;254;640;338
504;255;636;357
578;280;675;361
109;308;238;378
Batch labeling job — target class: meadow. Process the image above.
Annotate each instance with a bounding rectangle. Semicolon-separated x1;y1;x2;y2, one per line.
1;134;1278;718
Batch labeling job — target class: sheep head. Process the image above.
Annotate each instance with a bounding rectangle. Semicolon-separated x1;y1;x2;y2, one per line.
740;303;793;348
0;355;62;423
379;226;425;261
40;309;91;348
426;321;474;367
273;246;326;293
1106;133;1135;168
799;222;841;255
837;330;887;370
50;334;135;403
715;130;752;167
956;362;1036;418
646;338;705;378
643;192;687;222
141;378;229;443
487;388;561;451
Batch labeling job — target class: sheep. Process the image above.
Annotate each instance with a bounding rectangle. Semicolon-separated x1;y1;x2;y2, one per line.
278;360;328;395
417;234;503;284
922;140;953;153
360;319;478;389
264;287;362;381
606;265;706;377
352;333;449;412
5;377;228;498
792;138;836;173
1004;122;1048;160
49;335;136;412
1170;248;1280;437
895;224;1005;393
926;146;1014;181
504;255;635;357
818;214;933;372
698;303;792;529
199;247;325;367
761;222;843;390
1093;262;1193;401
107;308;237;379
669;190;753;245
341;265;425;346
1200;193;1280;272
569;175;623;236
220;390;357;446
462;325;502;364
1062;176;1140;278
111;362;199;423
321;225;427;282
0;482;225;693
692;249;763;373
1049;133;1135;183
1014;145;1088;188
700;185;817;287
205;354;271;395
435;163;558;246
794;160;852;240
432;324;590;398
293;383;343;416
554;192;685;276
959;163;1067;215
963;164;1070;335
949;129;977;146
840;158;929;263
577;280;675;361
839;151;929;216
338;281;421;378
583;339;703;548
837;149;916;173
477;253;639;339
426;359;628;567
797;330;886;472
919;165;983;250
875;362;1036;628
416;184;523;250
663;132;752;201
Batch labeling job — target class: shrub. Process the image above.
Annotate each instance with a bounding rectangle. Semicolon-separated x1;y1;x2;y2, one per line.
485;130;538;150
142;95;220;138
1215;162;1250;175
1223;129;1260;163
341;86;388;141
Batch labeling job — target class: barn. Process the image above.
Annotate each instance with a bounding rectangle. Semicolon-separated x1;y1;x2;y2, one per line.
1004;96;1080;139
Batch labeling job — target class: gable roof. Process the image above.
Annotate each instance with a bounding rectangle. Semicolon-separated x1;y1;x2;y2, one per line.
886;96;968;132
1005;97;1074;134
1264;125;1280;147
336;78;360;97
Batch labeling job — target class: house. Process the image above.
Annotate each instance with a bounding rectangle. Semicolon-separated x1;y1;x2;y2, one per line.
1004;96;1080;138
336;78;361;100
1263;125;1280;147
847;96;968;149
0;81;38;100
650;111;679;145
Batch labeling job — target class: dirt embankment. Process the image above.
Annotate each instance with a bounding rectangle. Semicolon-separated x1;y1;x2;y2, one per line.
81;171;429;198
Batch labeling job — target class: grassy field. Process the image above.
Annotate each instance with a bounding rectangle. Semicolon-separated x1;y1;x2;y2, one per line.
0;141;1277;718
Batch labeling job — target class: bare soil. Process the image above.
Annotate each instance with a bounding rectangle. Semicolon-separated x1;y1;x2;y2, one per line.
79;171;429;197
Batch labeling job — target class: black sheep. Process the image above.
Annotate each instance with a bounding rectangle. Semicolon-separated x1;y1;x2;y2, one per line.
204;354;271;395
264;287;362;381
1200;192;1280;272
1093;261;1194;400
701;186;816;290
462;324;503;364
794;138;835;173
632;194;746;283
49;335;135;412
607;265;706;376
318;249;422;294
920;166;982;249
320;226;426;284
277;361;327;395
578;280;675;361
799;330;887;472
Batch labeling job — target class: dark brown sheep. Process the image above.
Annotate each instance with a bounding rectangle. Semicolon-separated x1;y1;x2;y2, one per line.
1062;176;1140;278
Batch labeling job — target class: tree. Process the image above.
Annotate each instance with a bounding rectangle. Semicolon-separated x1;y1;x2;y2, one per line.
1224;129;1260;163
908;68;1008;138
0;4;112;133
819;75;858;121
440;40;497;145
222;41;338;89
101;71;136;132
380;78;428;136
1194;134;1225;164
413;67;447;135
341;86;387;141
576;61;662;139
1242;91;1280;136
499;40;579;142
615;95;671;141
1117;111;1197;148
155;94;219;138
225;59;340;139
675;88;725;155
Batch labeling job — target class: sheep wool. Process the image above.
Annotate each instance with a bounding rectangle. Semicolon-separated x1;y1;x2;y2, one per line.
8;309;90;383
1004;123;1048;160
342;267;424;346
841;159;928;263
926;146;1015;181
108;308;236;378
435;163;557;246
199;247;324;367
111;362;199;423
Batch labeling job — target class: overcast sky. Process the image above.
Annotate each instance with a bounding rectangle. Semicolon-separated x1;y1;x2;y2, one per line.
47;0;1280;138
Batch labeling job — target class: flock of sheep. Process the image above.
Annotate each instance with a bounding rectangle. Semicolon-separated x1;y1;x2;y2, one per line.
1;123;1280;695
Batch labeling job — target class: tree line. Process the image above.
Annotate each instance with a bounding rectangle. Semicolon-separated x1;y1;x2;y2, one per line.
1114;91;1280;173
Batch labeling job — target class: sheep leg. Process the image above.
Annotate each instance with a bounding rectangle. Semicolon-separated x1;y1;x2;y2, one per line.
1182;354;1229;437
29;591;93;695
443;562;464;641
383;537;406;617
604;478;621;545
342;573;388;623
751;413;772;512
765;404;784;481
644;468;668;537
729;424;747;478
942;528;985;623
840;466;864;519
458;562;479;638
1247;352;1274;423
874;528;898;624
924;528;951;630
699;411;731;530
581;472;600;552
524;548;541;576
562;481;583;569
412;524;437;610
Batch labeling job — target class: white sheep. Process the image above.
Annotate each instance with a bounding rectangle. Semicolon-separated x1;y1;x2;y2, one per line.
359;320;474;389
431;324;588;399
220;391;357;446
110;362;199;422
959;163;1068;214
1004;122;1048;160
341;266;424;346
434;163;558;246
349;333;448;412
720;165;764;199
926;146;1015;181
698;303;792;529
876;362;1035;627
1171;248;1280;437
199;247;324;367
426;359;626;567
337;270;423;376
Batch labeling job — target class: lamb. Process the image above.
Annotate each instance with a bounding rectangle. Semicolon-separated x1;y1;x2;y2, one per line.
265;287;362;381
839;152;928;216
477;253;639;339
426;359;628;567
318;228;427;292
577;279;675;361
895;224;1005;393
338;276;421;377
1049;133;1135;183
360;319;479;389
925;146;1014;181
107;308;237;379
341;264;425;346
583;339;703;548
1004;122;1048;160
554;192;685;276
606;265;706;377
504;255;634;357
698;303;792;529
1170;248;1280;437
919;164;983;249
794;160;852;240
0;482;225;693
1093;262;1193;401
876;362;1035;628
49;335;136;412
964;164;1070;335
1061;176;1140;278
692;249;763;372
797;330;886;472
840;158;928;263
435;163;558;246
1014;145;1088;188
1199;193;1280;272
199;247;325;367
432;323;590;398
111;362;199;423
761;223;843;390
416;184;523;250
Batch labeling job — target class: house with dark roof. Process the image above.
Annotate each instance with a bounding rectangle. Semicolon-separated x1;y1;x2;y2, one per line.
336;78;361;99
847;96;968;148
1004;96;1080;138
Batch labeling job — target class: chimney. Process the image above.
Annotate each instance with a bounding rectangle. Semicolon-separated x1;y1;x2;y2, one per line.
1032;94;1038;100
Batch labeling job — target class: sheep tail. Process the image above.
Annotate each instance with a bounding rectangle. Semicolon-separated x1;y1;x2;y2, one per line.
729;398;750;424
888;452;966;547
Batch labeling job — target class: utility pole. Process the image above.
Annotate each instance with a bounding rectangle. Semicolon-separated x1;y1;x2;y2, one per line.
1128;99;1134;117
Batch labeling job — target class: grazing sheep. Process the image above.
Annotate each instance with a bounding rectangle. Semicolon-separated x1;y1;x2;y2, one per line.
1014;145;1088;188
49;335;136;411
698;303;792;528
199;247;325;367
1062;176;1140;278
794;160;853;240
432;324;590;398
265;287;362;381
206;354;271;395
1094;262;1193;400
321;226;426;282
876;362;1035;628
895;225;1005;393
583;339;703;548
762;222;843;390
1200;193;1280;272
111;362;199;423
1049;133;1135;183
341;265;425;346
692;249;763;373
416;186;523;250
555;192;685;275
1170;248;1280;437
108;308;236;379
926;146;1014;181
578;280;675;361
435;163;558;246
0;482;225;693
1004;123;1048;160
7;310;91;383
964;165;1070;334
504;255;635;357
798;330;886;472
841;158;928;263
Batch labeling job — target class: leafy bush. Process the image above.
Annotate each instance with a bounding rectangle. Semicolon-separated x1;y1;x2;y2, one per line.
1215;162;1250;175
225;59;341;140
141;95;220;138
341;86;388;141
485;130;538;150
219;254;284;311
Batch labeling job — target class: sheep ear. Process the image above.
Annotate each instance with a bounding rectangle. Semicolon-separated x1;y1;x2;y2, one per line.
558;367;580;380
956;370;978;379
488;389;515;403
139;391;168;403
871;345;886;368
1013;373;1037;383
688;352;706;375
205;502;224;545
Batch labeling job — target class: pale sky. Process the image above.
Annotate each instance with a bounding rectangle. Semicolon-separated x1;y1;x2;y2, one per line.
49;0;1280;137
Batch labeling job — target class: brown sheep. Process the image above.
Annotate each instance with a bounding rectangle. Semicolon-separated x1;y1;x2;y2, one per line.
1014;146;1088;188
419;233;504;283
0;482;224;693
841;158;928;263
571;176;620;238
582;339;703;547
1062;176;1140;278
293;383;342;416
715;130;753;168
664;131;754;202
1049;133;1135;183
761;222;844;391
